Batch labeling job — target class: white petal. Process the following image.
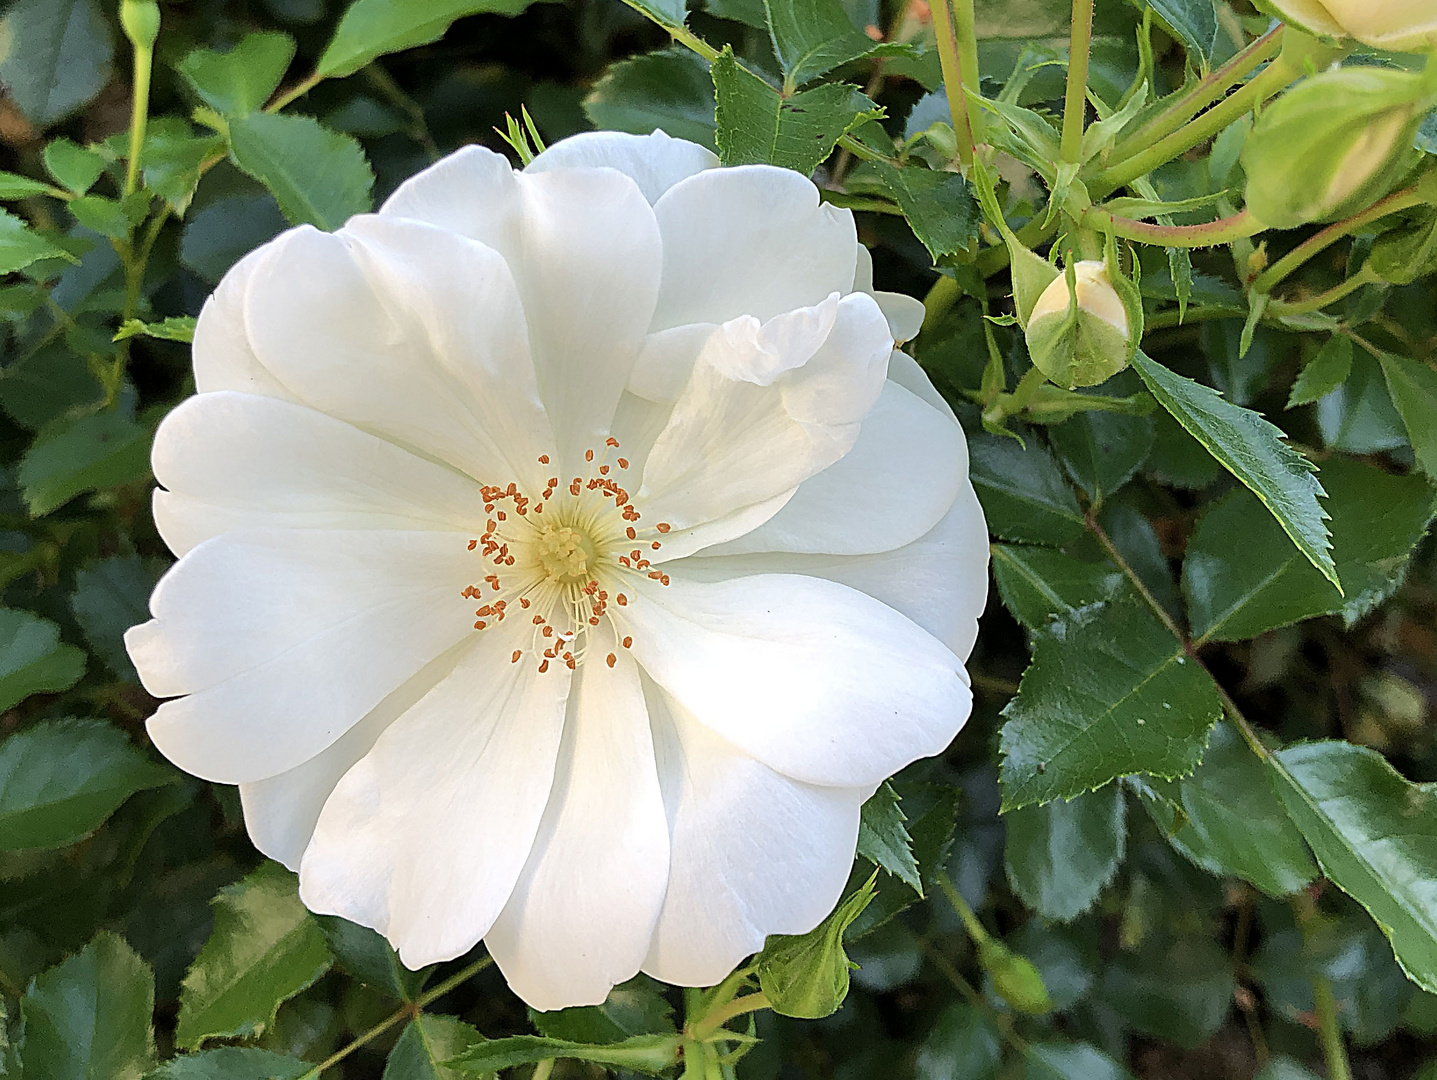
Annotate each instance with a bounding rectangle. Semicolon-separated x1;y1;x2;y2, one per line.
486;634;669;1011
628;323;717;403
674;483;990;660
379;144;523;254
886;349;956;419
637;293;891;544
696;379;968;558
853;245;925;344
299;624;573;967
151;391;484;557
643;681;867;986
242;218;554;491
625;573;970;788
192;243;299;401
127;530;476;783
239;641;473;870
652;166;858;329
525;130;718;204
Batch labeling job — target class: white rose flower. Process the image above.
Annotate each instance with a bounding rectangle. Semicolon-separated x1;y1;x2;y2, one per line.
125;130;988;1011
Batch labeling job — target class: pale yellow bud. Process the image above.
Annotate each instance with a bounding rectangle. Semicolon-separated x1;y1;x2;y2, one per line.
1029;261;1128;337
1258;0;1437;53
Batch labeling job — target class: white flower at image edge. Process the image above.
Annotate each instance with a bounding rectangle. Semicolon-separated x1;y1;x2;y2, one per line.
125;130;989;1011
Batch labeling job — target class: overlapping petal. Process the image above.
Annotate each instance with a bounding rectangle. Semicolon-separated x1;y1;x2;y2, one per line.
525;129;717;204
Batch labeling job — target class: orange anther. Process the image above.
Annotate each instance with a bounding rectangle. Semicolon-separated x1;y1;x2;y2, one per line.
539;659;550;673
623;636;633;648
617;457;629;469
617;594;628;606
626;527;637;540
606;653;617;667
651;541;661;550
467;539;477;550
539;454;550;464
475;620;487;629
512;650;522;663
607;437;620;447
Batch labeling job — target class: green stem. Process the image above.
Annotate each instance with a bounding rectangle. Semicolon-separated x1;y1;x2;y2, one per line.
1253;185;1428;295
929;0;975;167
267;70;324;112
1293;893;1353;1080
1061;0;1094;162
1269;267;1381;317
1144;304;1246;330
531;1060;556;1080
123;35;154;197
1108;25;1284;168
689;993;770;1040
951;0;982;147
935;871;990;945
1084;206;1263;248
1093;56;1296;196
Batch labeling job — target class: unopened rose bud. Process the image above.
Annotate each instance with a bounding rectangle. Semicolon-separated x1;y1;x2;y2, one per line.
977;938;1053;1015
1242;66;1429;230
1256;0;1437;54
120;0;161;50
1024;260;1136;388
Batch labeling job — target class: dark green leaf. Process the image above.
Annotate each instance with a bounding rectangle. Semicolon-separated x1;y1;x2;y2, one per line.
1048;410;1155;508
317;915;430;1001
0;209;73;275
43;138;104;195
1140;0;1217;64
20;932;155;1080
0;0;114;128
763;0;874;88
1146;407;1223;489
1022;1042;1135;1080
146;1048;310;1080
227;112;374;231
998;592;1223;810
0;607;86;714
530;975;676;1044
318;0;541;79
1138;721;1317;896
1270;741;1437;993
1288;335;1353;409
0;718;171;851
0;171;54;198
583;48;716;151
1004;786;1127;922
446;1033;680;1075
179;194;288;282
617;0;689;27
1132;350;1337;589
1184;459;1436;642
915;1002;1001;1080
178;32;297;117
968;434;1086;546
18;409;152;516
1378;350;1437;478
175;862;334;1049
870;162;979;262
384;1014;485;1080
758;874;877;1018
69;196;130;239
1318;347;1407;455
848;783;959;938
1100;937;1233;1047
0;342;105;430
712;47;880;175
991;544;1124;630
857;781;922;894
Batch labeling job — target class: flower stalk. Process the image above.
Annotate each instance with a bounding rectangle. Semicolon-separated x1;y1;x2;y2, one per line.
930;0;975;167
1062;0;1095;163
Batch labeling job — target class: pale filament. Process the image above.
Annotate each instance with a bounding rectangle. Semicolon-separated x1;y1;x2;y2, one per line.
461;438;669;673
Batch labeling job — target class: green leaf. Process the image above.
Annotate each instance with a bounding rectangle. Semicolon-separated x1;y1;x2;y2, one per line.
712;47;880;175
0;208;73;275
757;874;877;1018
915;1002;1001;1080
1287;334;1353;409
226;112;374;231
1022;1042;1135;1080
857;781;922;894
763;0;874;88
0;342;105;431
316;915;430;1001
43;138;104;195
141;120;225;214
1137;721;1317;897
0;718;171;851
1100;937;1233;1048
178;32;297;117
0;608;86;714
318;0;541;80
383;1014;485;1080
1139;0;1218;64
1269;741;1437;994
1048;410;1155;508
0;0;114;128
71;552;168;680
68;196;130;239
968;434;1086;546
175;862;334;1049
114;316;199;345
1004;785;1126;922
1256;1057;1323;1080
20;932;155;1080
991;544;1124;630
145;1048;310;1080
998;592;1223;810
1377;350;1437;479
0;170;55;198
446;1033;680;1075
18;409;152;517
583;48;716;151
1131;350;1337;589
618;0;689;27
870;161;980;262
531;975;676;1044
848;783;959;938
1184;458;1437;642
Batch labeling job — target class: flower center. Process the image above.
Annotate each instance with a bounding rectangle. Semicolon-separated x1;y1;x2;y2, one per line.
461;440;670;674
